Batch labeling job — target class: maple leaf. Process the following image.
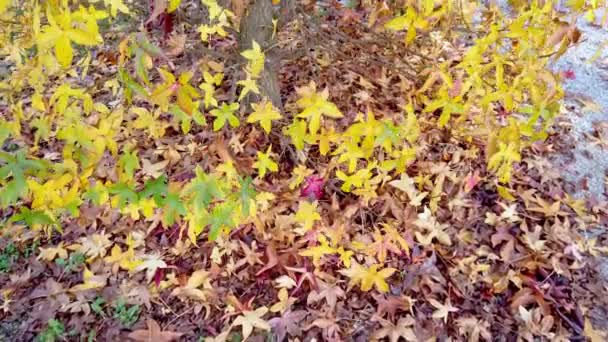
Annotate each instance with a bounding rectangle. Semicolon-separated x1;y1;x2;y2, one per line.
182;166;225;210
498;202;520;223
237;76;260;101
199;72;223;108
269;288;296;313
141;158;169;179
70;267;107;292
235;240;263;268
37;243;68;262
135;253;168;282
131;107;169;139
528;195;567;217
339;260;395;292
253;146;278;178
296;81;343;135
294;200;321;233
300;175;325;200
37;6;104;67
241;41;265;78
268;310;307;342
389;173;428;207
128;319;183;342
171;270;212;301
104;245;142;273
373;294;413;320
520;222;546;252
372;316;417;342
247;99;282;133
231;306;271;341
336;168;370;192
71;233;113;261
289;165;314;190
208;201;238;241
488;142;520;183
455;317;492;342
429;298;459;323
104;0;130;17
413;207;452;246
307;279;345;310
211;102;240;131
366;224;410;263
299;236;338;267
198;23;229;42
284;119;308;150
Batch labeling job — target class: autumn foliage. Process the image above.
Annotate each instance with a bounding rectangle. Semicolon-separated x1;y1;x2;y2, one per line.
1;0;608;341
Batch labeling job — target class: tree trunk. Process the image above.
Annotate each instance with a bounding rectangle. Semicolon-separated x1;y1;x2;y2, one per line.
238;0;282;109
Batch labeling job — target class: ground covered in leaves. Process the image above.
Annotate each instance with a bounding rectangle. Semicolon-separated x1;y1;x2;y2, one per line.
2;0;608;341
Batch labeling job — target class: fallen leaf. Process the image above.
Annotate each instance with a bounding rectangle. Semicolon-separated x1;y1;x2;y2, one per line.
128;319;183;342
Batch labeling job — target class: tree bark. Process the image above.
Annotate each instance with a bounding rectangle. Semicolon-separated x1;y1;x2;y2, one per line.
238;0;282;109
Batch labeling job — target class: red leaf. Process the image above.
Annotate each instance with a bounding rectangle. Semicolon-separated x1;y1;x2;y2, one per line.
560;69;576;80
463;171;482;193
300;176;324;200
153;268;165;288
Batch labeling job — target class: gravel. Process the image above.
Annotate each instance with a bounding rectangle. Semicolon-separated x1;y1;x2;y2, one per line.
552;14;608;201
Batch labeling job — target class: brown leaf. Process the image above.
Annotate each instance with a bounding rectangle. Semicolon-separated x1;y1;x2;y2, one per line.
231;0;248;29
146;0;168;25
268;310;307;341
165;34;186;58
546;21;571;47
128;319;183;342
255;244;279;276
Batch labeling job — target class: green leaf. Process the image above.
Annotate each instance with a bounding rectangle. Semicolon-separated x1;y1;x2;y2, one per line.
208;201;237;241
135;48;150;85
84;182;109;205
119;149;139;181
284;119;307;150
211;102;240;131
10;207;55;227
183;167;224;210
237;176;256;215
0;150;47;208
109;183;139;208
140;176;168;205
253;146;278;178
163;191;187;226
169;104;192;134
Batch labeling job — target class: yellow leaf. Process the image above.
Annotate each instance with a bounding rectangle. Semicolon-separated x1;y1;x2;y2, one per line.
168;0;182;12
299;235;337;267
296;81;343;135
241;40;265;78
70;268;107;292
0;0;9;14
55;34;73;68
104;245;142;272
497;185;516;202
294;201;321;233
339;260;395;292
585;318;608;342
171;270;213;301
66;29;99;46
231;307;270;341
270;288;295;313
247;99;282;133
37;243;68;262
